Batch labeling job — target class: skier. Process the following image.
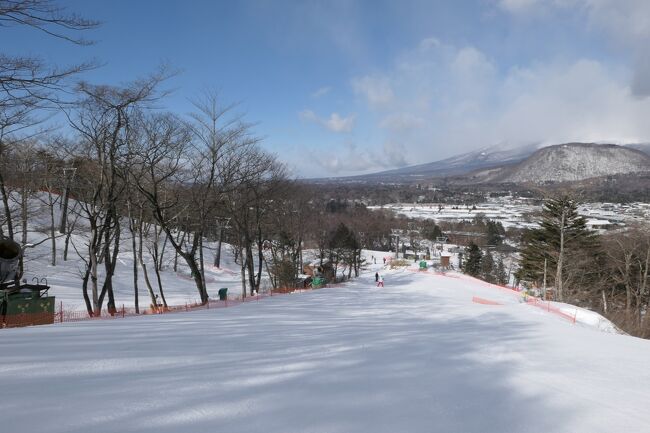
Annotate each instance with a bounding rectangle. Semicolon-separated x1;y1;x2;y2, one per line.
377;274;384;287
375;272;379;282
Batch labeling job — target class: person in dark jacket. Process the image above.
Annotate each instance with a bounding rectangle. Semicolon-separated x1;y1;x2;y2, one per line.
375;272;379;282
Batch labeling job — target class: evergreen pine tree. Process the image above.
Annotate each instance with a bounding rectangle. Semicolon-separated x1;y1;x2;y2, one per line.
516;196;598;300
464;242;482;277
486;220;505;246
495;257;508;285
481;250;496;283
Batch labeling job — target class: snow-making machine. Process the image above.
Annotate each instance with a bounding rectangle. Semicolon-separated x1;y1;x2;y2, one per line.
0;238;55;328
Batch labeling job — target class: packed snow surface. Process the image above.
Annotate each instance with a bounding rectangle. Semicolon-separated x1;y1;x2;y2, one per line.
2;266;650;433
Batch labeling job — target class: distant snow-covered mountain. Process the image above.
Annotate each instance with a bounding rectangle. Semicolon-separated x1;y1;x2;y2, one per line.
314;142;650;184
473;143;650;184
344;143;539;182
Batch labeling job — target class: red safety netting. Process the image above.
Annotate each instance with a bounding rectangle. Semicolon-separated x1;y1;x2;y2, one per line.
408;268;578;323
2;285;330;329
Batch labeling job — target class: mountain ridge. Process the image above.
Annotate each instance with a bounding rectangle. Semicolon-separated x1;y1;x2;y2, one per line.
469;143;650;184
313;142;650;184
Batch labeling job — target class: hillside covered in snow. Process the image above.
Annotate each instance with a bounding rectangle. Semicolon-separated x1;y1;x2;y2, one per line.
472;143;650;184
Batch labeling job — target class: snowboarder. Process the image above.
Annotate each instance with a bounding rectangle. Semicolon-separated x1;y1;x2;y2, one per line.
375;272;379;282
377;274;384;287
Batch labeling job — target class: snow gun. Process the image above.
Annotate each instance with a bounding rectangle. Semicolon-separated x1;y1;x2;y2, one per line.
0;238;55;327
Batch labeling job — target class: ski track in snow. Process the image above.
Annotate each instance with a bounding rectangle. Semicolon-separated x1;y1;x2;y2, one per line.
2;263;650;433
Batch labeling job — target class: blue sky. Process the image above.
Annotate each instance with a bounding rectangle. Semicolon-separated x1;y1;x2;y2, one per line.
6;0;650;177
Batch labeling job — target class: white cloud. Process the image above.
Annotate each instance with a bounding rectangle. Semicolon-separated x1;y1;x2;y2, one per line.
418;37;441;50
495;59;650;144
351;75;395;108
299;109;318;122
379;113;426;131
499;0;650;97
315;141;373;174
497;0;544;14
381;140;408;167
325;113;356;133
348;36;650;171
311;86;331;98
299;109;356;133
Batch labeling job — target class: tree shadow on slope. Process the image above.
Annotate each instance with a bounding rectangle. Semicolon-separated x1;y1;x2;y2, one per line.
2;285;572;433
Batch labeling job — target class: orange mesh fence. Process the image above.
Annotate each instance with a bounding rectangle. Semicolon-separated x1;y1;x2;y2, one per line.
410;269;579;324
3;312;55;328
472;296;502;305
14;284;331;328
523;296;577;323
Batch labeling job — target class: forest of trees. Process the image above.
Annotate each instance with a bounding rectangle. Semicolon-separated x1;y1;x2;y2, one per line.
0;0;400;317
461;195;650;338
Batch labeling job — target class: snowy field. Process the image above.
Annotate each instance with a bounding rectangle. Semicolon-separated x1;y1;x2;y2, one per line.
2;264;650;433
370;197;650;231
368;200;540;229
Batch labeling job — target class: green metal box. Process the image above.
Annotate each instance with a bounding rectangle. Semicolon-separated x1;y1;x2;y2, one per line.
1;285;55;327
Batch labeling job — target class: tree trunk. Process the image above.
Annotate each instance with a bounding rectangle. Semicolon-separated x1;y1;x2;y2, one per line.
129;215;140;314
173;229;185;273
81;266;93;317
256;231;263;290
138;218;158;310
152;243;168;309
48;191;56;266
182;240;207;303
98;217;120;315
89;220;100;315
150;225;168;307
106;221;120;314
21;185;27;245
240;238;247;298
59;183;70;234
555;209;566;301
246;242;255;295
63;231;71;261
19;185;28;276
0;170;14;239
199;234;207;299
214;226;224;267
158;230;168;272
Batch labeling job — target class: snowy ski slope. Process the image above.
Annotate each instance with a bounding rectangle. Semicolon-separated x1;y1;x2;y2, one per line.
2;262;649;433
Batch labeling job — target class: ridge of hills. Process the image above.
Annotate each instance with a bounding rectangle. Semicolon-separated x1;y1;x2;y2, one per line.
318;142;650;185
